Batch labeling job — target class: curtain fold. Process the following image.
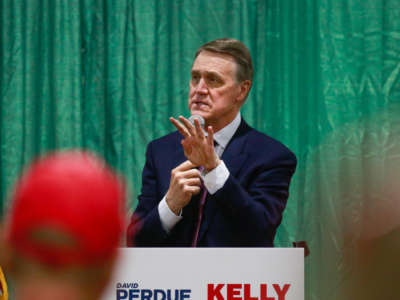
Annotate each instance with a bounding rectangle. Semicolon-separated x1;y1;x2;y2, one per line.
1;1;399;299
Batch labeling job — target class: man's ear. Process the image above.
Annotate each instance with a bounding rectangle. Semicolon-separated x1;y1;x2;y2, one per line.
236;80;252;104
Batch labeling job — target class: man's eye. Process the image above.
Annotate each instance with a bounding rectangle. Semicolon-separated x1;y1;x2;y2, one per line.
207;76;220;85
191;75;200;83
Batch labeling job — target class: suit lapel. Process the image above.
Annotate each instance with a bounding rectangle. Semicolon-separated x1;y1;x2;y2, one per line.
221;120;250;177
172;132;185;166
198;120;252;244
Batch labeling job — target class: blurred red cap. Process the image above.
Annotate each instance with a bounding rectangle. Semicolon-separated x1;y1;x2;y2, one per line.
5;151;125;267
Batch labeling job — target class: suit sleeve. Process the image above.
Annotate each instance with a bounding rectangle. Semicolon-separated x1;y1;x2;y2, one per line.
127;142;169;246
213;149;297;246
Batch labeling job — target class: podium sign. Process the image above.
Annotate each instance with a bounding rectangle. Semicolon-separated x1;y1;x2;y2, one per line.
101;248;303;300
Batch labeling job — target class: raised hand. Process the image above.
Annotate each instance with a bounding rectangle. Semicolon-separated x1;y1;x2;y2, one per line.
170;116;221;172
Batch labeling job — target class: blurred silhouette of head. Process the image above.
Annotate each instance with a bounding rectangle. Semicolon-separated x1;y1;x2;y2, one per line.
1;151;126;300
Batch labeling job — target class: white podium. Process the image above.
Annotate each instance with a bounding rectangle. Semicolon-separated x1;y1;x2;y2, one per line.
101;248;303;300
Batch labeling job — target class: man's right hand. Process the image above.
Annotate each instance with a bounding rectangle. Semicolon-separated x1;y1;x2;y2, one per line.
165;160;202;215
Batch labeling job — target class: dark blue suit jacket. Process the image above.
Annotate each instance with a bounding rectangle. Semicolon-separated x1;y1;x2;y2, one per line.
128;119;297;247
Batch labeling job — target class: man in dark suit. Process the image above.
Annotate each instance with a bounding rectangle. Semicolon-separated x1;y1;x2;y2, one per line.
127;38;297;247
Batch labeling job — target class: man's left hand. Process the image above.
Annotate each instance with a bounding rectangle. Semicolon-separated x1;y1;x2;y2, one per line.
170;116;221;172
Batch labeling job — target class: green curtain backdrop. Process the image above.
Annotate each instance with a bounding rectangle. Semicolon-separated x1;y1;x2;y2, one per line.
1;1;399;299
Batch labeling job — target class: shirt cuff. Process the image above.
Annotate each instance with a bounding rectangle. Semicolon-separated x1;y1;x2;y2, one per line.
158;196;183;233
201;160;230;195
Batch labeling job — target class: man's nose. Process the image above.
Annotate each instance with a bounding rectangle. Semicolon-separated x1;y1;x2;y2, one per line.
194;78;208;94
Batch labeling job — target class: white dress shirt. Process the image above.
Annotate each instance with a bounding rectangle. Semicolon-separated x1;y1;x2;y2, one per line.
158;113;242;232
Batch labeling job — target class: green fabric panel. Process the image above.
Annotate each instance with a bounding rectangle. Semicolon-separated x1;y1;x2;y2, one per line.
1;1;400;299
301;1;400;299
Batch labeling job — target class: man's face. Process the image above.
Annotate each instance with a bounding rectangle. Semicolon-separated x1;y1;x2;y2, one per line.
188;51;249;131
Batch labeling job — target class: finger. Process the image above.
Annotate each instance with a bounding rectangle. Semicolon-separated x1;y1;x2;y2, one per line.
179;116;196;136
181;168;201;178
194;118;205;139
170;117;190;138
175;160;197;171
184;185;201;195
183;177;202;186
207;126;214;147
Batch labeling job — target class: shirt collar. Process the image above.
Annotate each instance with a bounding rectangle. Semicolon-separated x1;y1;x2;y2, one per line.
213;113;241;149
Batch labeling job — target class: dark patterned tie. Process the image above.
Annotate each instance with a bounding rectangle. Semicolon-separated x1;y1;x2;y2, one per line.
191;176;207;247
